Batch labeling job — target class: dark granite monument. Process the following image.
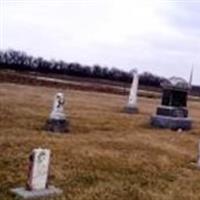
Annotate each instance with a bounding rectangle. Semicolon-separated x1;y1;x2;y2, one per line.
151;77;192;130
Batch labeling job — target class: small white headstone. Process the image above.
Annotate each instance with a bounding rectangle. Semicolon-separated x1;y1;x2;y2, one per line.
11;148;62;199
27;148;51;190
50;93;65;120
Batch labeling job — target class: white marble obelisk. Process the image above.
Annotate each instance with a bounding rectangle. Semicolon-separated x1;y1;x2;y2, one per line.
124;70;139;113
45;92;69;133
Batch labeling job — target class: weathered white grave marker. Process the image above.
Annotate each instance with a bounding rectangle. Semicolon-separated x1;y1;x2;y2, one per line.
11;148;62;199
45;92;69;133
27;148;50;190
50;92;65;120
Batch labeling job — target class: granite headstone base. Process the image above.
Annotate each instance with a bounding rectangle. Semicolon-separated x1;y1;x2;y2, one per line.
11;186;62;199
156;106;188;118
124;106;139;114
45;118;69;133
151;115;192;130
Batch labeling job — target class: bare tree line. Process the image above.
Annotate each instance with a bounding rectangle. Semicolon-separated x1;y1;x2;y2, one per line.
0;49;170;88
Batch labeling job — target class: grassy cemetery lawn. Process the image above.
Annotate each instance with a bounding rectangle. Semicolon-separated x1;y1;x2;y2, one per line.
1;83;200;200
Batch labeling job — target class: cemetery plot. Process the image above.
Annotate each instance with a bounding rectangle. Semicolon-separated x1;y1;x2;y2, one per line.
1;83;200;200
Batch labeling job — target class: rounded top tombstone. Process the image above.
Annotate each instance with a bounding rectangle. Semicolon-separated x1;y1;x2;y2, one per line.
161;76;190;90
53;93;65;110
49;92;65;120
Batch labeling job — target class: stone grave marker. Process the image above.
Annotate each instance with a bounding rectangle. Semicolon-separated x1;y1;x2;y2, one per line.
151;77;192;130
45;92;69;133
11;148;62;199
124;70;139;113
27;148;50;190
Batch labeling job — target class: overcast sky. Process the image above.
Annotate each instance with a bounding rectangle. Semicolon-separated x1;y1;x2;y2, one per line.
1;0;200;84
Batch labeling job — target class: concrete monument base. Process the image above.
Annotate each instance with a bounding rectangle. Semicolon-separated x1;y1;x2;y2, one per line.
11;185;62;199
151;115;192;130
124;106;139;114
45;119;69;133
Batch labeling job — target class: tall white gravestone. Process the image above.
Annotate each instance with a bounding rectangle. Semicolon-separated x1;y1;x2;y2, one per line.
11;148;62;199
45;92;69;133
124;70;139;113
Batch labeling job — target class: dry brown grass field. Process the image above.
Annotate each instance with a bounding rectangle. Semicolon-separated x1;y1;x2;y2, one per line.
1;83;200;200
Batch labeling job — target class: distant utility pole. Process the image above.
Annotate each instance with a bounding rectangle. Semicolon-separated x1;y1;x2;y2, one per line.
189;65;194;88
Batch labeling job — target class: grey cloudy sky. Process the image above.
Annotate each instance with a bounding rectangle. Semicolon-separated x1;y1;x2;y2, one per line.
1;0;200;84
